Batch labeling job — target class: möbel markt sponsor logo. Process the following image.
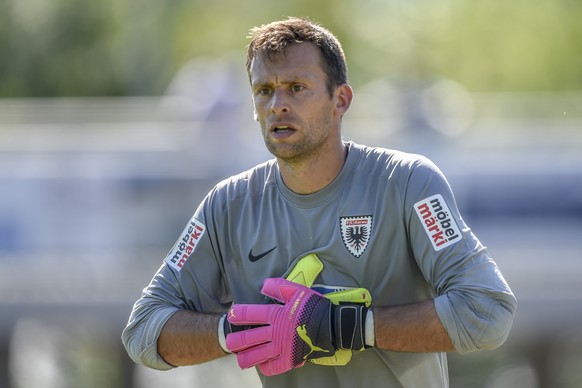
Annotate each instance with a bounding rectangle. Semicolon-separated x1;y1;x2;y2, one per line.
414;194;461;251
165;217;206;271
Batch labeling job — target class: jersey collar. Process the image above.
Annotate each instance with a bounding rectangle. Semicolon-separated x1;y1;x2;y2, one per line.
275;141;359;208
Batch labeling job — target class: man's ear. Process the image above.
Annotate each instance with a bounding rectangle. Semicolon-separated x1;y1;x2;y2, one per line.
335;84;353;116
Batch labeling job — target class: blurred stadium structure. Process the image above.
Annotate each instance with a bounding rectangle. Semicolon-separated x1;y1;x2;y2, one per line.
0;60;581;387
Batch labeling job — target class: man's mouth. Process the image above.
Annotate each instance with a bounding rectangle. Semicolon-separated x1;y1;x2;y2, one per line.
270;123;296;133
273;125;292;132
269;124;296;140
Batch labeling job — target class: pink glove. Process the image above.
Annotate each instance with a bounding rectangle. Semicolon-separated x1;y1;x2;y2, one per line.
226;278;335;376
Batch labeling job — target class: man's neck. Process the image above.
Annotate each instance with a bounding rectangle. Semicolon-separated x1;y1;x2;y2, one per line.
277;141;347;195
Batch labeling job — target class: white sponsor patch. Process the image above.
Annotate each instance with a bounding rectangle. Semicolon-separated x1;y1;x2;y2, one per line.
414;194;462;251
165;216;206;271
340;215;373;258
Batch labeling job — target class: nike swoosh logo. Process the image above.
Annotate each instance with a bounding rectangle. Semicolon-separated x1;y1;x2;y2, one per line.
248;246;277;262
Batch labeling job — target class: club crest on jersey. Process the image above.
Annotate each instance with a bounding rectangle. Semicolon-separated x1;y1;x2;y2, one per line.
414;194;462;251
340;215;373;258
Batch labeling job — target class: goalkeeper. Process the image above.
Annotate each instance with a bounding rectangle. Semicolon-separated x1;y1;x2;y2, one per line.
122;17;517;388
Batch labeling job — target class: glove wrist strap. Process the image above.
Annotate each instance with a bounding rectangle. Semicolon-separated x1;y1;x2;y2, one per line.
365;309;375;347
334;303;369;351
218;314;230;353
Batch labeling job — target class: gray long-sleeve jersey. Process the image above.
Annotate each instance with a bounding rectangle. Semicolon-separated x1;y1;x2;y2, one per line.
122;141;517;388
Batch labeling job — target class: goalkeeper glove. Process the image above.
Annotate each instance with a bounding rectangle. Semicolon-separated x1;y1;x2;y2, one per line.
218;312;258;353
284;253;372;367
226;278;370;376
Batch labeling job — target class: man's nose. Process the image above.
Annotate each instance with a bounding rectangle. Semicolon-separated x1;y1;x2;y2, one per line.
270;89;290;114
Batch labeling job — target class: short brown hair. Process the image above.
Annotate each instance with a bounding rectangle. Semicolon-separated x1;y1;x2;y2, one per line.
246;17;348;96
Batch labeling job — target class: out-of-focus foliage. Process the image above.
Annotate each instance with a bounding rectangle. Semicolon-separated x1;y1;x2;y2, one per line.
1;0;581;97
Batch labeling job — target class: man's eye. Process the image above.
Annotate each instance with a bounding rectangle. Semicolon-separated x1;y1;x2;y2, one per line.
291;85;304;92
257;88;271;96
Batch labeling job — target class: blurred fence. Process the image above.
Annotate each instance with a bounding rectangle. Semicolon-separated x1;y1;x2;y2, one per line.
0;84;581;387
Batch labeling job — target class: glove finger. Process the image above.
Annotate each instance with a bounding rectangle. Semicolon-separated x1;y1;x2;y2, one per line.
234;342;279;370
227;303;276;325
285;254;323;287
325;288;372;307
258;357;305;376
226;325;272;353
261;277;311;303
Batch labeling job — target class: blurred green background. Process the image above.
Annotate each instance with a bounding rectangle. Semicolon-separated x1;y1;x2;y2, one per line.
1;0;581;97
1;1;582;388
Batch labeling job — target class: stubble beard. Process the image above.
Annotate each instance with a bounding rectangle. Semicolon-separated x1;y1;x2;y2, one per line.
262;119;333;167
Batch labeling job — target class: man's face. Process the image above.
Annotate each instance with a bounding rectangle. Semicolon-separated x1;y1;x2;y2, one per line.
250;42;349;162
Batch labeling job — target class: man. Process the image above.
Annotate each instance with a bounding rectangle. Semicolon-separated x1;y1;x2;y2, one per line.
122;17;517;387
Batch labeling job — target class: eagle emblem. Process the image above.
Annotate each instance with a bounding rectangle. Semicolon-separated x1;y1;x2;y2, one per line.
340;215;373;258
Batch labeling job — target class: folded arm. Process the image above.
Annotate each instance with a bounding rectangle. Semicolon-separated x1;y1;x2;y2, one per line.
372;299;454;352
157;310;226;366
372;268;516;354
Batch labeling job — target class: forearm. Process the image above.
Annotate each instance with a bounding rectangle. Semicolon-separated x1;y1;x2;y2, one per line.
158;310;227;366
372;299;455;352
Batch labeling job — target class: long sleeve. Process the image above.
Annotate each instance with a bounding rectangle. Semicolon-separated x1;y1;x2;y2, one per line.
404;156;517;354
122;196;231;369
121;265;181;370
